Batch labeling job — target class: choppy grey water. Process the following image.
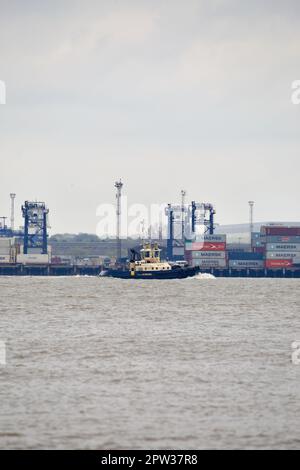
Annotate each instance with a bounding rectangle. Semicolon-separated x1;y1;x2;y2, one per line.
0;276;299;450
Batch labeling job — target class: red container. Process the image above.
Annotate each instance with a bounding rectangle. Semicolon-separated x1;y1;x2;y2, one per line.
203;242;226;251
265;259;293;268
262;226;300;236
189;242;226;251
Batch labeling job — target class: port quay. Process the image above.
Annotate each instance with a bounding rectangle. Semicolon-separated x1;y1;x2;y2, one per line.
0;192;300;278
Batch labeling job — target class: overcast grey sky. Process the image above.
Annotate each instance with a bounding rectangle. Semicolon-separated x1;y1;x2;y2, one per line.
0;0;299;233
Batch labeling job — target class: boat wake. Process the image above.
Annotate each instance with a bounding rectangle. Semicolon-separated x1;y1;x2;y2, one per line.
193;273;216;280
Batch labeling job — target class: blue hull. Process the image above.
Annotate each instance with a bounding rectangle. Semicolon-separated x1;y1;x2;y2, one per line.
105;267;198;279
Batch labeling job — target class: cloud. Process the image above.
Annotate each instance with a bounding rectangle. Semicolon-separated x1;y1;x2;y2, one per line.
0;0;300;232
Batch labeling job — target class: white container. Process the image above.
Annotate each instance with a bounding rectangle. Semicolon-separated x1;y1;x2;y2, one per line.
190;251;226;259
266;252;300;260
0;248;11;255
0;255;11;264
229;260;264;269
195;234;227;243
0;238;13;246
191;259;227;268
17;254;50;265
266;243;300;252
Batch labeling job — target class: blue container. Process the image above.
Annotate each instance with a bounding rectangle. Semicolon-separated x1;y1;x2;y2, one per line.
228;251;264;261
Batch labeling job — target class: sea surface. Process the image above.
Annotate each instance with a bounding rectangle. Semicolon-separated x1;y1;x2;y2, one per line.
0;275;299;450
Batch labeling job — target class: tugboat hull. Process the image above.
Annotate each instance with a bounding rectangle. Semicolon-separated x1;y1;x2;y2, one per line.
105;267;198;279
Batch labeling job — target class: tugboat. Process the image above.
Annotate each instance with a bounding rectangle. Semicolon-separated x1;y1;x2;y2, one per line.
104;243;198;279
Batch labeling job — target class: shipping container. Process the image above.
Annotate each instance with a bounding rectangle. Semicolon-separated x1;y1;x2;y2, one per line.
266;243;300;252
195;234;227;243
0;255;11;264
17;254;50;264
0;248;12;255
186;251;226;259
251;233;266;247
0;238;11;244
229;260;264;269
228;252;263;261
185;242;226;251
265;236;300;244
201;242;226;251
266;252;300;260
0;238;13;245
191;259;227;268
265;259;293;268
226;243;251;252
261;226;300;236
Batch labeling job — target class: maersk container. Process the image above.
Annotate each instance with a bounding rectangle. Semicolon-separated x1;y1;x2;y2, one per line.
191;259;227;268
266;252;300;260
189;251;226;259
229;260;264;269
185;242;226;251
266;243;300;252
201;242;226;251
195;234;227;243
228;252;263;261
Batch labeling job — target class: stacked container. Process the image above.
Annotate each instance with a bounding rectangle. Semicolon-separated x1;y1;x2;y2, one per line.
0;238;15;264
185;234;227;269
228;251;264;270
262;226;300;269
251;232;266;254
